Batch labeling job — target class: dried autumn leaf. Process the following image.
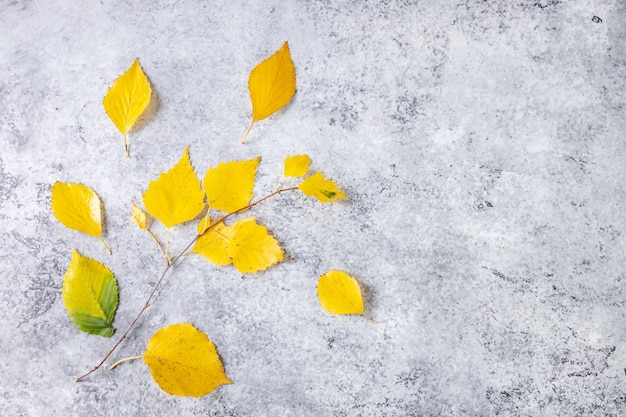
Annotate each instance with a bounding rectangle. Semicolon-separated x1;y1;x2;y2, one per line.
284;154;311;177
241;42;296;143
203;157;260;213
143;146;206;228
298;172;347;203
317;270;364;316
130;201;150;230
62;249;119;337
144;323;232;397
192;217;236;266
230;217;284;274
103;58;152;157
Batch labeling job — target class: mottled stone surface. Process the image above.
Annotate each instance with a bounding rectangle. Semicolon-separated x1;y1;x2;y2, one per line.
1;0;625;415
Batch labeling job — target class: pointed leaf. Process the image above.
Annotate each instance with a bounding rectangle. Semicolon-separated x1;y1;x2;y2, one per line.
62;249;119;337
230;217;284;274
298;172;347;203
144;323;232;397
143;146;206;228
103;58;152;155
193;218;236;266
51;182;104;237
284;154;311;177
317;270;364;316
130;201;150;230
203;157;260;213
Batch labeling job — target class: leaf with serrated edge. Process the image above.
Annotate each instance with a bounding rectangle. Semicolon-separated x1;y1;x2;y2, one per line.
298;172;347;203
51;182;103;237
317;270;364;315
144;323;232;397
241;42;296;143
193;218;236;266
143;146;206;228
203;157;260;213
284;154;311;177
230;217;283;274
62;249;118;337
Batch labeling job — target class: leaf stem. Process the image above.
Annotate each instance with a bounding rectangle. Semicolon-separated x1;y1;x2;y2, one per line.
164;228;171;264
108;355;143;371
147;229;168;265
240;119;255;144
74;186;299;382
363;313;377;324
123;133;130;158
100;237;112;255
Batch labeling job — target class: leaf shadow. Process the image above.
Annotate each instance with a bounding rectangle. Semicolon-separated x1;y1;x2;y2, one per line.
358;279;377;319
131;88;160;134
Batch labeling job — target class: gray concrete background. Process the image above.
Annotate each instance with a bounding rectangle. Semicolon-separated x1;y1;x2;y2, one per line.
2;0;626;415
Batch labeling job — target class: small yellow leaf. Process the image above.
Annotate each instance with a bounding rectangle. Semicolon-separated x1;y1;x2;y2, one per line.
130;201;150;230
298;172;347;203
103;58;152;156
242;42;296;143
144;323;232;397
284;154;312;177
203;157;260;213
193;217;236;266
230;217;284;274
51;182;103;237
143;146;206;228
317;270;364;315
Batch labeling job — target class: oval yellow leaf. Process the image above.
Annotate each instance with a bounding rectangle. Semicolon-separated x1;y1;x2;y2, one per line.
103;58;152;156
51;182;103;237
284;154;312;177
298;172;347;203
203;157;260;213
130;201;149;230
62;249;119;337
242;42;296;143
144;323;232;397
230;217;284;274
317;270;364;315
143;146;206;228
193;218;236;266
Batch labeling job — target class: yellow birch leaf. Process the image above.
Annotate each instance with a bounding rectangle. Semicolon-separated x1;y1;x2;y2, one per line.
103;58;152;156
51;181;104;237
203;157;260;213
62;249;119;337
241;42;296;143
130;201;150;230
298;172;348;203
144;323;232;397
284;154;312;177
230;217;284;274
143;146;206;228
193;217;236;266
317;270;364;316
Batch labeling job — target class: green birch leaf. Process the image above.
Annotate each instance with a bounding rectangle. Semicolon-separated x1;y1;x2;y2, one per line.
62;249;119;337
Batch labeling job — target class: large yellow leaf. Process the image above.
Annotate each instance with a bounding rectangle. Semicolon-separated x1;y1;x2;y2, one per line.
317;270;364;316
203;157;260;213
144;323;232;397
51;182;104;237
143;146;206;228
241;42;296;143
192;217;236;266
62;249;119;337
229;217;284;274
298;172;348;203
103;58;152;156
284;154;311;177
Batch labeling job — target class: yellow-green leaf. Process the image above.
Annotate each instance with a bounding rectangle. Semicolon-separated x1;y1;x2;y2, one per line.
230;217;283;274
62;249;119;337
298;172;347;203
317;270;364;316
284;154;311;177
241;42;296;143
103;58;152;156
193;217;236;266
203;157;260;213
143;146;206;228
130;201;150;230
51;182;104;237
144;323;232;397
